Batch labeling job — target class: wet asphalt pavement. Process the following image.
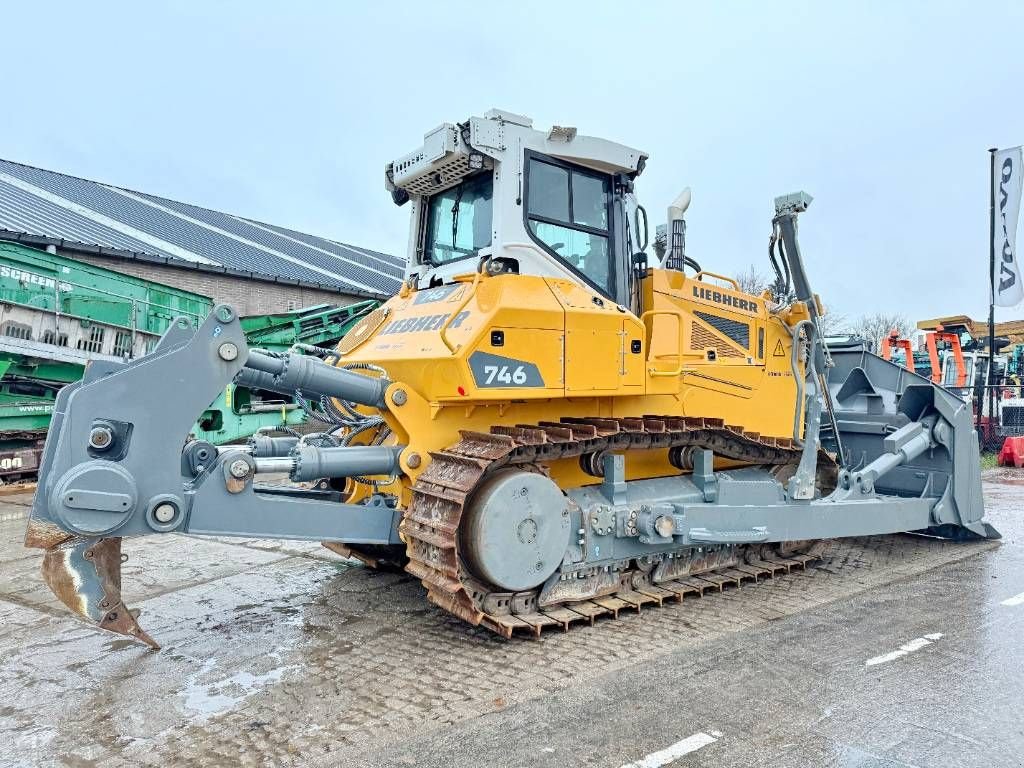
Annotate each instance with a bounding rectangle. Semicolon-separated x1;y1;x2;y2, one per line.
0;470;1021;767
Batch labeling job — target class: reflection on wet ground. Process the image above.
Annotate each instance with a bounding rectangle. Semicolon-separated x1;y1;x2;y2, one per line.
0;470;1020;767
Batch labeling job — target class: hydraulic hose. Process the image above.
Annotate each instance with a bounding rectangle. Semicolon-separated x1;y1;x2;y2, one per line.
634;205;649;252
768;223;792;301
242;354;395;485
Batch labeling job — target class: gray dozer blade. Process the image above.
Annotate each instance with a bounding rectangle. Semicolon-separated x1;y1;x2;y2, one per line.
824;340;999;542
41;536;159;649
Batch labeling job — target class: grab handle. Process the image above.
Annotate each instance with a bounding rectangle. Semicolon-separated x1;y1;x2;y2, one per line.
640;310;685;377
693;271;741;291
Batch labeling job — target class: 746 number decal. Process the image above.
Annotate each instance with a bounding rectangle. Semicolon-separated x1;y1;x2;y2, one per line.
482;364;528;385
468;351;544;389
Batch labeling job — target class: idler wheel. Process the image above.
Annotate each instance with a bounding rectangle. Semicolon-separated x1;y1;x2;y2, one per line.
460;470;570;592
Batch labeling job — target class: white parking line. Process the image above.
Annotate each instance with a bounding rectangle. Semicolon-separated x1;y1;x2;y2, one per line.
1000;591;1024;607
619;731;720;768
865;633;943;666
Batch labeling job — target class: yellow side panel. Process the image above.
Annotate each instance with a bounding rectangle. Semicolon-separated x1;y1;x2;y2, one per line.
342;274;567;403
547;278;644;393
620;314;646;389
566;317;619;391
336;268;806;488
636;268;801;437
464;327;564;396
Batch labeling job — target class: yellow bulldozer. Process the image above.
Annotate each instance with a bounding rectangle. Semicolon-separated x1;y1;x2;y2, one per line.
26;110;996;647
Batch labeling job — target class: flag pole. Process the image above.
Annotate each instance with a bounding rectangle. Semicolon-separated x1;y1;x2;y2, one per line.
987;146;997;444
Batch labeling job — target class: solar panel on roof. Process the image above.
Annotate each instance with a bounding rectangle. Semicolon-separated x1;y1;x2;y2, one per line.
253;219;405;274
0;158;403;297
133;192;401;292
0;180;180;259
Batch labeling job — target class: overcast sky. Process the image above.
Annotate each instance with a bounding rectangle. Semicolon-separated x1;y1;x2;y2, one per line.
3;2;1023;325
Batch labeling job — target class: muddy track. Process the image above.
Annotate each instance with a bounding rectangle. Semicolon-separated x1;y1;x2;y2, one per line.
399;415;830;638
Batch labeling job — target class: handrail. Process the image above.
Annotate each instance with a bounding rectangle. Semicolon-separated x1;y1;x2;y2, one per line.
640;309;686;377
0;297;163;338
438;269;483;354
693;271;741;291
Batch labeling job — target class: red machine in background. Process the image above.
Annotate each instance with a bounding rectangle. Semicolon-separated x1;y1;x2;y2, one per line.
924;326;967;388
998;437;1024;468
880;331;916;374
865;325;1021;462
880;326;967;387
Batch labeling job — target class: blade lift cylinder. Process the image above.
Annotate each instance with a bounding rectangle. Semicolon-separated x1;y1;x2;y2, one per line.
242;350;390;409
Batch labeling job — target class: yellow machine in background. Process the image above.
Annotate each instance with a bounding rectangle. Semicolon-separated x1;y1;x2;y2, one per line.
26;110;995;647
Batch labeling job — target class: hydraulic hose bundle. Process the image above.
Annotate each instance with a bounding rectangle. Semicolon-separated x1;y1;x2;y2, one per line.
236;349;397;486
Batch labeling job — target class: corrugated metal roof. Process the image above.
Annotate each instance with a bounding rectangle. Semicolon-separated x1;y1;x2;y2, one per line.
0;158;405;298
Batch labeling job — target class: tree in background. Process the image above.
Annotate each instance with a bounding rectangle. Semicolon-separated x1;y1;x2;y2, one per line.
729;268;915;349
848;312;914;352
652;228;667;262
734;265;769;296
818;309;849;336
733;265;845;331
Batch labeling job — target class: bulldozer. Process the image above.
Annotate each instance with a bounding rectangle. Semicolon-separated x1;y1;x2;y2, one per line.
25;110;997;648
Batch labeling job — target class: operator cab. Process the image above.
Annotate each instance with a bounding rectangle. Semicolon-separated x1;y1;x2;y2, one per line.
386;110;649;308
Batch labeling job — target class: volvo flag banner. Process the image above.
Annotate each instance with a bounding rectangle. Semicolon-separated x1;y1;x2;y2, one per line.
994;146;1024;307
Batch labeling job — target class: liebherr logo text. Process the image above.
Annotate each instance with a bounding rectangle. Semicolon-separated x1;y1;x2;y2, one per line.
692;287;757;313
378;311;470;335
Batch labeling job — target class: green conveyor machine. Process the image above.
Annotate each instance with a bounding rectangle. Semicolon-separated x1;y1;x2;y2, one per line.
0;241;377;482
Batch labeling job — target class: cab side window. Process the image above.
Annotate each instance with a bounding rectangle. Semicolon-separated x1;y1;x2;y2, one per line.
526;156;613;295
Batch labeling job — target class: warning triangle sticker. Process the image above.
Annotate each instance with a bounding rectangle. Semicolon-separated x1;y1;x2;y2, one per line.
772;339;786;357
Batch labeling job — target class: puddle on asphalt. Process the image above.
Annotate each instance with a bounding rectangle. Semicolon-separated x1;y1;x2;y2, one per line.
169;580;371;722
984;468;1024;487
992;477;1024;487
179;656;298;721
171;594;312;723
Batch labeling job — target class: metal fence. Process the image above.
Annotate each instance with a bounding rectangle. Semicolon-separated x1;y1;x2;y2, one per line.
936;383;1024;449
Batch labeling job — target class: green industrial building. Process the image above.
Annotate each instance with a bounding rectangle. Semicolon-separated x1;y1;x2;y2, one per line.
0;158;402;480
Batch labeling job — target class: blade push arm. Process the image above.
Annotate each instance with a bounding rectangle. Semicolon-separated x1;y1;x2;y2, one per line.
25;305;406;647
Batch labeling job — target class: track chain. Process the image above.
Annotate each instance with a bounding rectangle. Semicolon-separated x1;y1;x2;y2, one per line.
400;415;828;638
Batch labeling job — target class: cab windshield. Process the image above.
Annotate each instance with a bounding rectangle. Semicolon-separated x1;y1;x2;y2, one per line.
424;172;493;264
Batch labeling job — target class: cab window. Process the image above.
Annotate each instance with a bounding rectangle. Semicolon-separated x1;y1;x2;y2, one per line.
424;172;493;264
525;155;613;295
